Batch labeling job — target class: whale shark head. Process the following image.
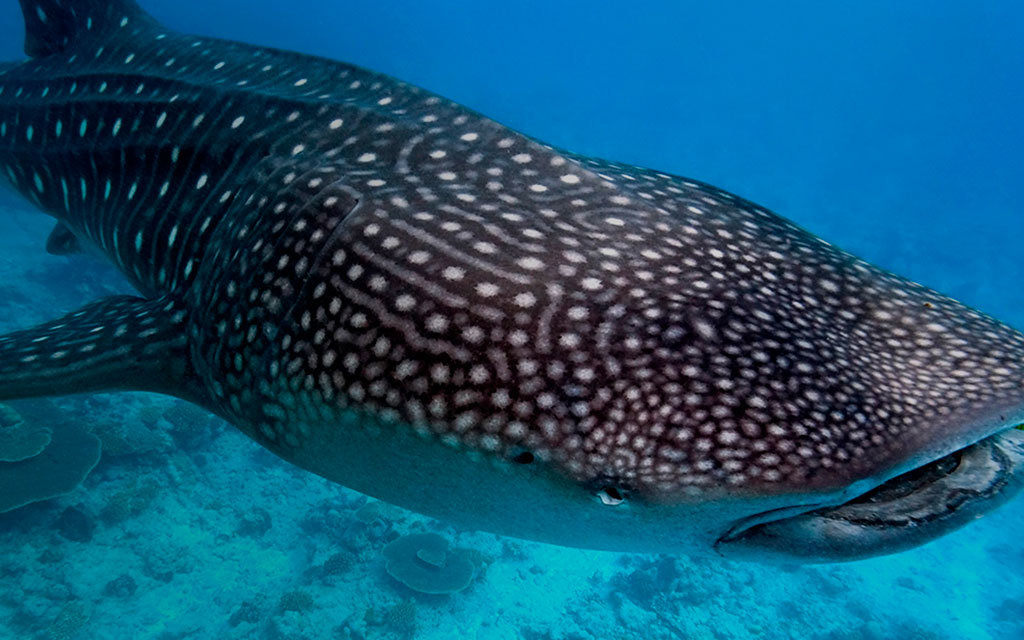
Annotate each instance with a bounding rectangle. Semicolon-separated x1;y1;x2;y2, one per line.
0;0;1022;563
457;188;1024;563
241;154;1024;563
561;220;1024;562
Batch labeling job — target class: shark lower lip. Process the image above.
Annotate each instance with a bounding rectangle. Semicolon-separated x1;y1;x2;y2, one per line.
716;428;1024;563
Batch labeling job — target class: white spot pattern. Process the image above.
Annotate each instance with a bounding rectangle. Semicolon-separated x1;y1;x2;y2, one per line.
0;0;1022;509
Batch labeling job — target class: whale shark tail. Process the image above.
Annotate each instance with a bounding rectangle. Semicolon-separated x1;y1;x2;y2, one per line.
18;0;158;58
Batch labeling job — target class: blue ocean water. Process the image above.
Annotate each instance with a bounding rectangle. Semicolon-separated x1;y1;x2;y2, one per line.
0;1;1022;638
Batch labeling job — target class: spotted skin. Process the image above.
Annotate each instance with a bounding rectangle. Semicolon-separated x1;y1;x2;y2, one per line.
1;0;1024;555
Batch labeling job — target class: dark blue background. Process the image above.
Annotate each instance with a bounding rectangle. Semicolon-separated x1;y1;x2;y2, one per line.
1;0;1022;322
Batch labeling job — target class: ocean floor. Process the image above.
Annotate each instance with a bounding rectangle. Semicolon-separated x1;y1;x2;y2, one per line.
1;201;1023;640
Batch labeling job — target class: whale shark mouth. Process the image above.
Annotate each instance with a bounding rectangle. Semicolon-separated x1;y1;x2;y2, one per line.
716;428;1024;562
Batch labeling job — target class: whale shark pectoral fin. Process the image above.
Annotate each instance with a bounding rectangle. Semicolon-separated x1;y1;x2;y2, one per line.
45;222;82;256
0;295;193;401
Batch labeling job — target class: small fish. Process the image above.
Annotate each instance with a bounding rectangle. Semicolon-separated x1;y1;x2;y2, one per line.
1;0;1023;562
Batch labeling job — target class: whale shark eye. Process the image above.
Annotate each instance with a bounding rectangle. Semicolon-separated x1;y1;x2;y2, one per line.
597;486;626;506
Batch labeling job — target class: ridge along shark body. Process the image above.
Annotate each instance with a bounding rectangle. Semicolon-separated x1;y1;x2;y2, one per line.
2;0;1024;563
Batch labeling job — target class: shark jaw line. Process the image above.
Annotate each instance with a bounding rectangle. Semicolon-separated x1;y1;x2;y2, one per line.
715;427;1024;563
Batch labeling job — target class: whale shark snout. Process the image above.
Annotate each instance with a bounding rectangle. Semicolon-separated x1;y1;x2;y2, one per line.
699;278;1024;561
615;266;1024;561
717;428;1024;562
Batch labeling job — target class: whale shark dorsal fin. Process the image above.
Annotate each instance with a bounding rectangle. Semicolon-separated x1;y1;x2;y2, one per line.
0;296;193;401
18;0;157;58
45;222;81;256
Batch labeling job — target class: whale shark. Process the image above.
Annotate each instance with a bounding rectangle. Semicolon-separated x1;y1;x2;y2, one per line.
1;0;1023;563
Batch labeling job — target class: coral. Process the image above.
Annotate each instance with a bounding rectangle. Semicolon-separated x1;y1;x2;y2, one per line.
0;406;102;513
278;590;315;613
322;551;355;577
354;500;385;524
100;481;160;524
46;601;88;640
54;506;95;543
0;425;51;462
77;396;179;460
299;498;390;563
89;415;171;458
0;404;51;462
382;533;478;595
299;504;352;543
501;540;530;561
162;401;217;450
228;600;265;627
608;556;681;610
363;600;418;639
102;574;138;598
135;404;164;428
382;600;417;638
142;544;196;583
235;507;273;538
0;403;22;428
37;549;63;565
